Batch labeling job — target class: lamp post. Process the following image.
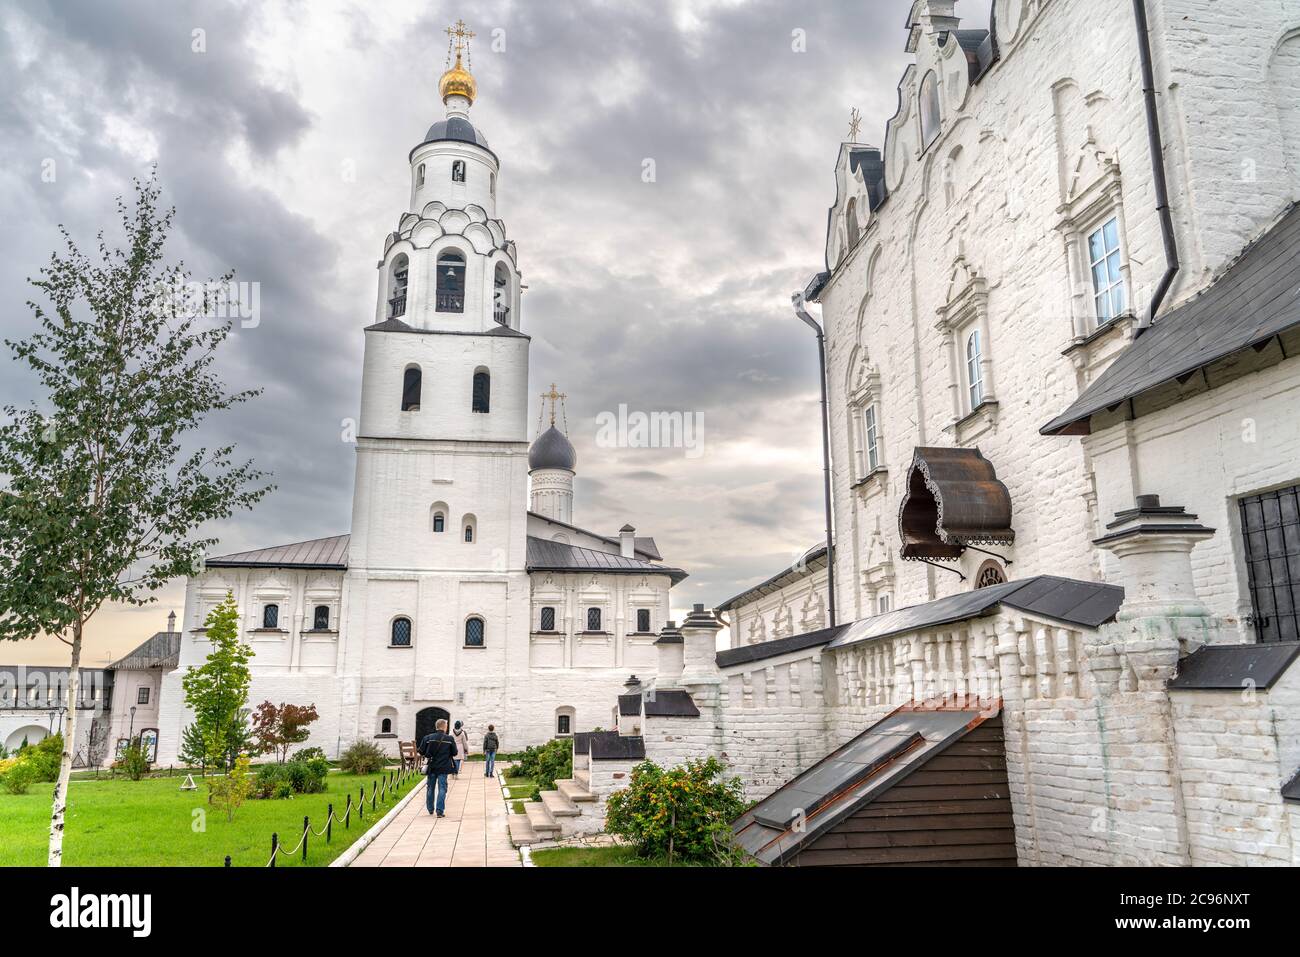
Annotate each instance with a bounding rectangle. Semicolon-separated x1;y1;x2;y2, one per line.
792;291;837;627
128;705;136;743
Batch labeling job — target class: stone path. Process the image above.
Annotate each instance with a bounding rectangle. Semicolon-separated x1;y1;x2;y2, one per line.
350;767;520;867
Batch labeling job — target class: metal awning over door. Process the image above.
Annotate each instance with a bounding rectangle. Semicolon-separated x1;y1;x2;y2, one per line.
898;447;1014;560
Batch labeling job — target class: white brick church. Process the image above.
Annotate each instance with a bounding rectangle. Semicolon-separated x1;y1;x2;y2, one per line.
155;35;686;764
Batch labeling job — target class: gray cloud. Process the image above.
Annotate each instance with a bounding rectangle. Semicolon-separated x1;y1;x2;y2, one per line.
0;0;985;661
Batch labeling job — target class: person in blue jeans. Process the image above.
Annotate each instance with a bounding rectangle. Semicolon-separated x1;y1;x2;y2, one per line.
419;719;458;817
482;725;500;778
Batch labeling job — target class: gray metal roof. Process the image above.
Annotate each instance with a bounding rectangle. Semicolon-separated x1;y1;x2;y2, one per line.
364;317;529;339
528;426;577;471
1167;642;1300;691
526;512;662;561
643;689;699;718
422;117;490;149
525;536;687;584
206;534;350;570
733;706;995;865
1042;203;1300;435
826;575;1124;653
715;543;828;612
1284;770;1300;804
106;631;181;672
617;693;641;717
715;623;848;669
588;731;645;761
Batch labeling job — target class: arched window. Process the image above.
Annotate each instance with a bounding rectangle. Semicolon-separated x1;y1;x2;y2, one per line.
586;607;602;632
472;369;490;413
436;251;466;313
555;706;575;736
433;512;445;533
313;605;330;630
416;163;426;188
380;717;392;734
464;524;474;542
262;604;279;629
493;262;511;325
540;606;556;631
451;160;465;183
966;330;985;408
919;71;941;148
462;513;476;543
976;560;1007;589
390;617;412;647
388;254;409;319
465;616;485;647
845;197;860;249
401;365;422;412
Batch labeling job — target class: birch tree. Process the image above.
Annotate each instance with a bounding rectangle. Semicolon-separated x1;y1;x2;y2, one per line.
0;173;272;865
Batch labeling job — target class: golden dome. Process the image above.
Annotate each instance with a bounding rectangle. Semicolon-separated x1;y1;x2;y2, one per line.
439;53;477;106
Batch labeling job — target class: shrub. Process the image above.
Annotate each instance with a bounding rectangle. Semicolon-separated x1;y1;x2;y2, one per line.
291;746;328;764
18;734;62;783
252;756;329;798
604;757;748;865
338;740;388;775
514;738;572;799
115;742;151;781
1;757;39;795
208;755;255;821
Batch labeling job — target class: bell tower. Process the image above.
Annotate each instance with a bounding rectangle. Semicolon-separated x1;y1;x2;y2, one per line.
347;19;531;659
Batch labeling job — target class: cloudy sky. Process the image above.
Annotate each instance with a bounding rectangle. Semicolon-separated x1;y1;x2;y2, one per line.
1;0;988;666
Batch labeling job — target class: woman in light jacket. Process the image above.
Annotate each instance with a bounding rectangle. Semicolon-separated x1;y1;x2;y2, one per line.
452;720;470;776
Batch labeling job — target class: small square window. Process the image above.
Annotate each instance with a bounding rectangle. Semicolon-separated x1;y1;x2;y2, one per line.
540;606;556;631
636;609;651;633
137;686;150;705
557;714;571;735
313;605;330;630
262;604;279;629
587;607;602;632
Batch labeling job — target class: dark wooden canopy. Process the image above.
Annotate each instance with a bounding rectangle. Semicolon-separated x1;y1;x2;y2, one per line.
898;447;1014;560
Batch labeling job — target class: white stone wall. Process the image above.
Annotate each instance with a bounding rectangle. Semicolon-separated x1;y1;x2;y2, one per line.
817;0;1300;624
724;563;829;648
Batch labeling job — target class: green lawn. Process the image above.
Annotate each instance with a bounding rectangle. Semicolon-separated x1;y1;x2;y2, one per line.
0;769;420;867
530;845;664;867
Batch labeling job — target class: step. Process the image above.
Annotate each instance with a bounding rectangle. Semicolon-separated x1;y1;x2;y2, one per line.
507;813;537;847
540;789;579;817
524;800;561;836
573;767;590;787
557;779;596;803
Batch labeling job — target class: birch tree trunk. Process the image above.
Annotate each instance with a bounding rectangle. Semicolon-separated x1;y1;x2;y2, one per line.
48;619;82;866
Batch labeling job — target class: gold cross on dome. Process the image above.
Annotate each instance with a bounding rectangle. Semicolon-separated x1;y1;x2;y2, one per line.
540;383;566;427
847;107;863;143
445;19;476;57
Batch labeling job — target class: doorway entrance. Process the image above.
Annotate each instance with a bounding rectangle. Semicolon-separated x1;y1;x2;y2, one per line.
415;706;451;742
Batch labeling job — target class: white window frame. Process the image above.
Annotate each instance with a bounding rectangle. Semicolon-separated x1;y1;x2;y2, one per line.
863;404;880;473
965;329;985;410
1086;216;1127;325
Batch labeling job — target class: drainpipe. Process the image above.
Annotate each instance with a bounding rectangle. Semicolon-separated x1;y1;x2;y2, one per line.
1133;0;1179;335
792;292;837;627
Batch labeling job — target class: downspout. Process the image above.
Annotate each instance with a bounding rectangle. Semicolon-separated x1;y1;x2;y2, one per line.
1133;0;1179;335
793;292;838;627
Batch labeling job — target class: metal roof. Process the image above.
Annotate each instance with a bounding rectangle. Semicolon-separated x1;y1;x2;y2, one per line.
826;575;1124;653
643;690;699;718
617;693;641;717
588;731;645;761
715;623;848;669
364;317;529;339
1284;770;1300;804
206;534;350;570
527;512;662;561
899;447;1014;560
525;536;687;584
1167;642;1300;691
422;117;490;149
528;426;577;471
715;544;828;612
733;705;995;865
1042;203;1300;435
105;631;181;672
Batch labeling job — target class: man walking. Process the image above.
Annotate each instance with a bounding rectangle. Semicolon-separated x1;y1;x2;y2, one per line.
482;724;500;778
419;718;458;817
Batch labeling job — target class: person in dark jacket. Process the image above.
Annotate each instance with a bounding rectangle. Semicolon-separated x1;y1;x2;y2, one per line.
419;718;458;817
482;725;500;778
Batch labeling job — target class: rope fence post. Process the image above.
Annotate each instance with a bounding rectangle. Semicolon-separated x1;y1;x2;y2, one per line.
270;832;278;868
345;793;352;829
371;780;377;810
224;855;231;868
327;803;333;844
302;816;309;863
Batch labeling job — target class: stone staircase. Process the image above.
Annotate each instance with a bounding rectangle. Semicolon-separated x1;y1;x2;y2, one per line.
506;764;602;847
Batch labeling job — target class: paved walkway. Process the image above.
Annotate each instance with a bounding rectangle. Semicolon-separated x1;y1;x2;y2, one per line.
350;767;519;867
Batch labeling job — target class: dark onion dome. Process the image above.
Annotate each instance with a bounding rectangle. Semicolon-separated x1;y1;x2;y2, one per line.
422;117;490;149
529;426;577;471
